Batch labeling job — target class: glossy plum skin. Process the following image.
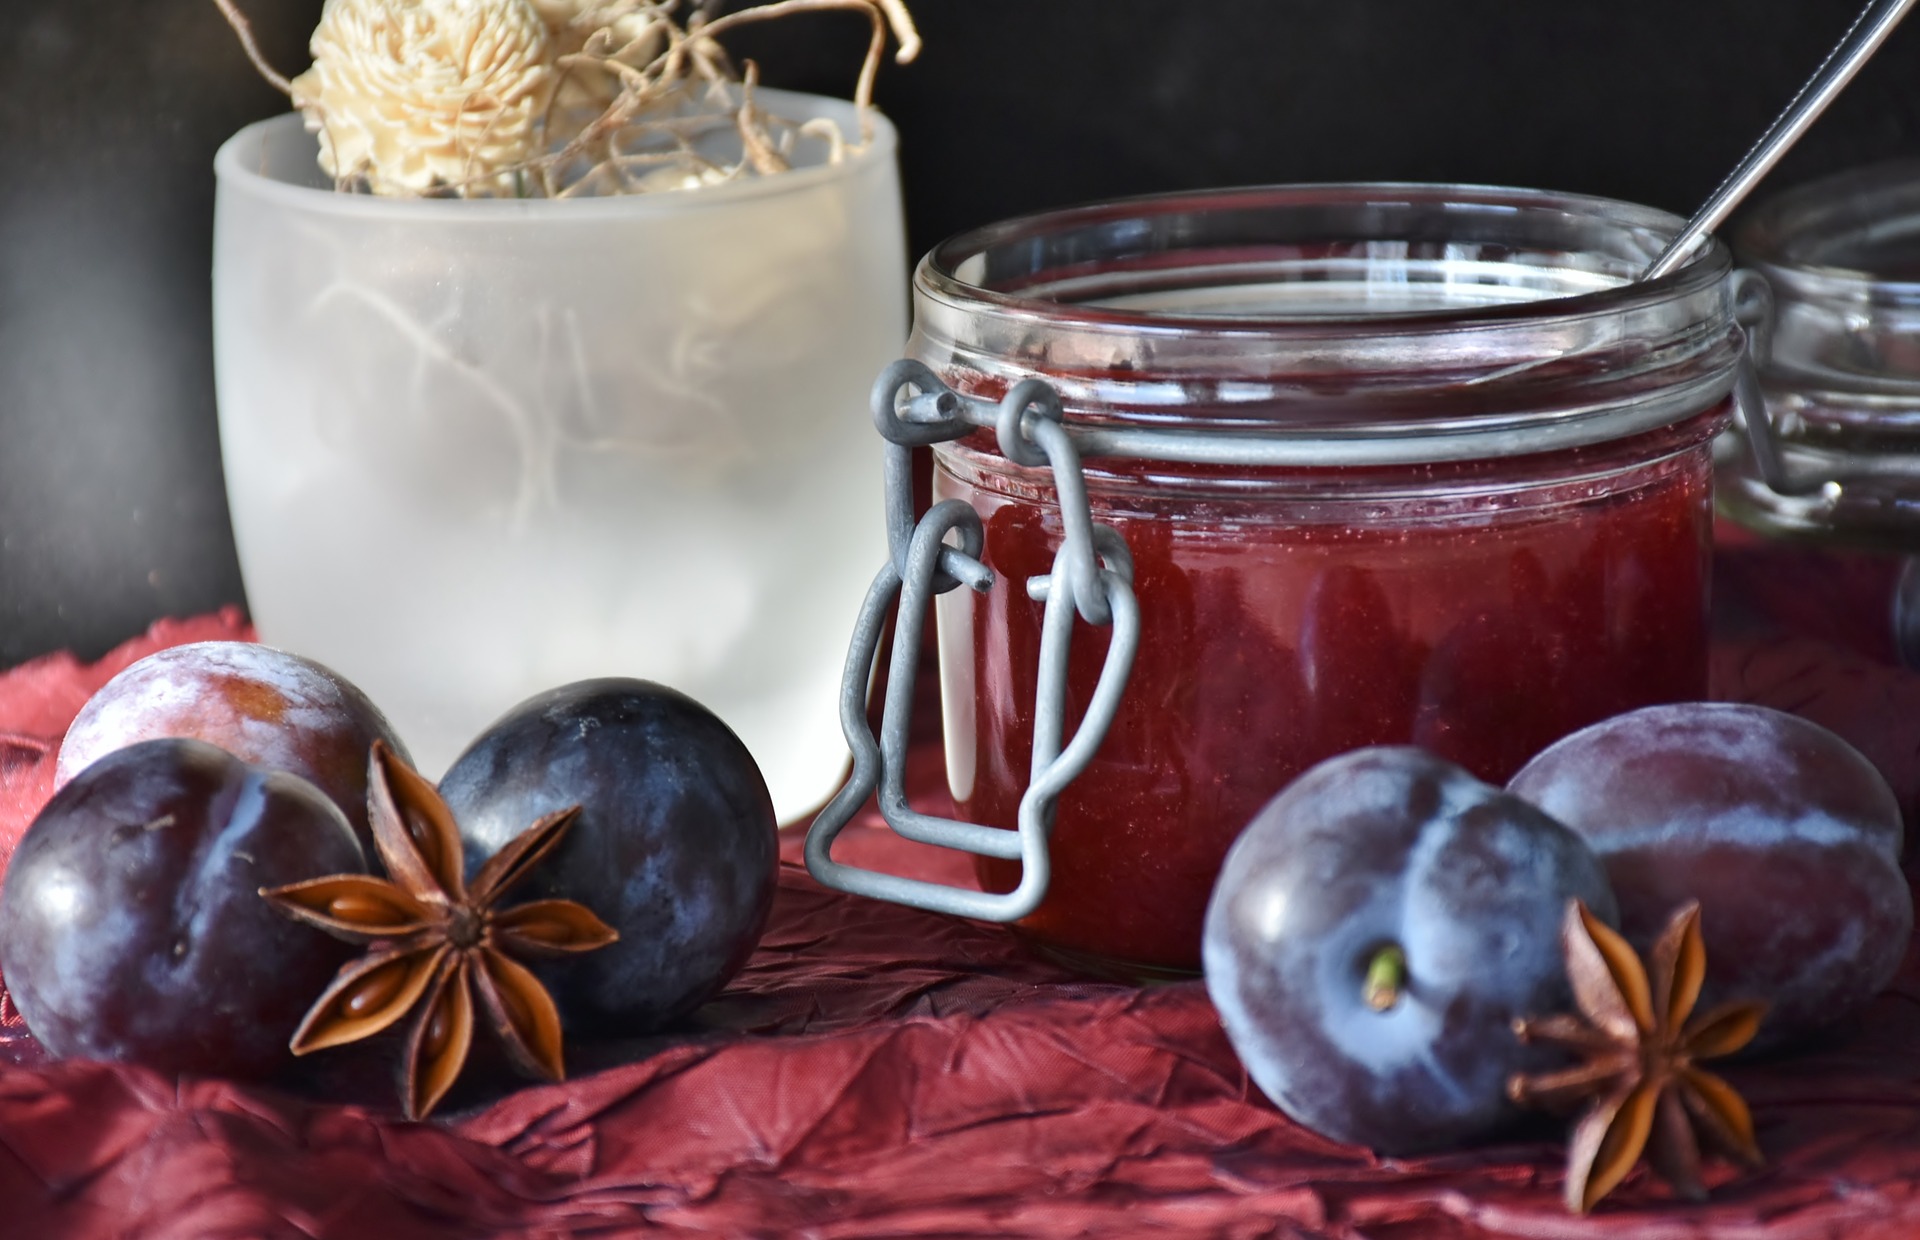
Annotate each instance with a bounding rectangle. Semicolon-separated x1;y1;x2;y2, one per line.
0;739;365;1078
57;642;409;853
1508;702;1912;1050
440;679;778;1035
1202;747;1617;1155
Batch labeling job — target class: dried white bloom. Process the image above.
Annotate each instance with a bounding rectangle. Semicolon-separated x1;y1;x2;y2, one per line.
527;0;666;66
525;0;588;25
528;0;668;111
217;0;920;198
526;0;645;36
290;0;558;196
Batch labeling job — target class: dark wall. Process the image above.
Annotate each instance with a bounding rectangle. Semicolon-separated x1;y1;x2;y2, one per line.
0;1;320;665
2;0;1915;666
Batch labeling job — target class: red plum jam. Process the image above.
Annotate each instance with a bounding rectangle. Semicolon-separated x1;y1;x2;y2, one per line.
911;185;1741;977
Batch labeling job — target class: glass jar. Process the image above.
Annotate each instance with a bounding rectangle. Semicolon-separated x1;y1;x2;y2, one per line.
910;184;1740;979
1719;161;1920;546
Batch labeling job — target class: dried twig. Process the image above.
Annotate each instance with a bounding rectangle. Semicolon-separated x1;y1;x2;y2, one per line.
699;0;899;113
213;0;293;95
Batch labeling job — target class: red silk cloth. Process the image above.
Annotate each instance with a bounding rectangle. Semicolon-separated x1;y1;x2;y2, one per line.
3;549;1920;1238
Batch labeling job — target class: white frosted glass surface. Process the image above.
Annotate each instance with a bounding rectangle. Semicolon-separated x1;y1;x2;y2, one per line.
212;96;904;822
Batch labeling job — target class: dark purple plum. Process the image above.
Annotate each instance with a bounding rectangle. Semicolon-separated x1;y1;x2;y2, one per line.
439;679;777;1036
57;641;409;851
1203;747;1617;1155
0;738;366;1078
1508;701;1911;1050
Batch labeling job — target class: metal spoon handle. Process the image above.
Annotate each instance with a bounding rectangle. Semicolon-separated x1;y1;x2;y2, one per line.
1643;0;1920;280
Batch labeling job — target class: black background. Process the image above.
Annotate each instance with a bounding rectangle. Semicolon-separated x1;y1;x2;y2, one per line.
1;1;1916;667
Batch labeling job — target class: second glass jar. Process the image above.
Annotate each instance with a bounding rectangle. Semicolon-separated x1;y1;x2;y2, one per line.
913;185;1741;979
1719;160;1920;546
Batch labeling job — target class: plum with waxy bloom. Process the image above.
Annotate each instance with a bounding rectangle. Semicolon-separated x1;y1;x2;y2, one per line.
440;679;778;1035
1508;701;1911;1050
0;739;365;1077
57;640;408;852
1203;746;1618;1154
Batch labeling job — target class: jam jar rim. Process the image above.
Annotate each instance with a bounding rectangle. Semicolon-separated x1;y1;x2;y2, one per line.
916;181;1732;339
1736;159;1920;305
910;183;1740;467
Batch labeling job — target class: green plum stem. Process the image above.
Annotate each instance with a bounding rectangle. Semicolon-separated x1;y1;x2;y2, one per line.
1364;944;1407;1012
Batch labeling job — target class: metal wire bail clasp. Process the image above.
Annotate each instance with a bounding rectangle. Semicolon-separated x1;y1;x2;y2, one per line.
1727;266;1799;497
804;362;1140;922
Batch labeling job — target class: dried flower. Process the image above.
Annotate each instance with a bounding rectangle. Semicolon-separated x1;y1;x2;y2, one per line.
530;0;668;111
526;0;593;25
291;0;560;196
220;0;921;198
528;0;658;43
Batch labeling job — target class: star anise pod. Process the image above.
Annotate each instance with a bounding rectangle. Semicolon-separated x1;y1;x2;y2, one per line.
1508;899;1767;1214
261;740;617;1120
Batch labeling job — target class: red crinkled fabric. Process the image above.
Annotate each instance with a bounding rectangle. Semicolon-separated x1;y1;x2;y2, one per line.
1;551;1919;1238
0;607;253;881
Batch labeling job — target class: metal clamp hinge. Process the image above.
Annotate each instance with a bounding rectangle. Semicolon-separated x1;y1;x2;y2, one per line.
803;362;1139;922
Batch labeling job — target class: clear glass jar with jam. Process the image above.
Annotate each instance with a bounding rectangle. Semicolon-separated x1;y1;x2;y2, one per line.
899;184;1741;980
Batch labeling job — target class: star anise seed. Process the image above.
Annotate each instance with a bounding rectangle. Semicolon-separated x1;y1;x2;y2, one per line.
1509;899;1766;1214
262;740;617;1120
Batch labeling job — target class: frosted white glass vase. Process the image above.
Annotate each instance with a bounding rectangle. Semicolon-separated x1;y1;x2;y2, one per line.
212;92;904;823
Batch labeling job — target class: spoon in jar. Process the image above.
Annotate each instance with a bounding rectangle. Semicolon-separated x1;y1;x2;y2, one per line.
1643;0;1919;280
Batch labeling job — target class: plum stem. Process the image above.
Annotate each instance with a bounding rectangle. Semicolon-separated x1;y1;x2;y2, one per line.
1364;945;1407;1012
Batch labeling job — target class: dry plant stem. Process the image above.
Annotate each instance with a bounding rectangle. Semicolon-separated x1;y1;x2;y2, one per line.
459;90;520;196
548;19;714;166
797;115;845;162
212;0;292;95
735;63;789;175
874;0;921;60
699;0;905;115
